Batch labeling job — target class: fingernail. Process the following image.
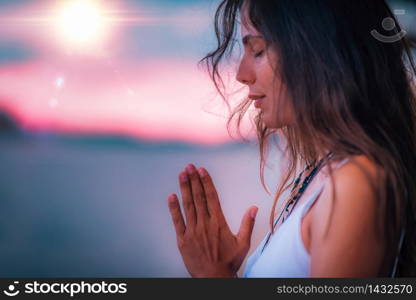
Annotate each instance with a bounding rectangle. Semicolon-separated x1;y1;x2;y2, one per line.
197;168;207;177
250;207;258;219
168;194;176;203
186;164;195;174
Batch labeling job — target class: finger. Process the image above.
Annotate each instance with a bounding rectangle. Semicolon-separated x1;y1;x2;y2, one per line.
197;167;225;223
179;170;197;228
167;194;186;237
186;164;209;221
237;206;258;245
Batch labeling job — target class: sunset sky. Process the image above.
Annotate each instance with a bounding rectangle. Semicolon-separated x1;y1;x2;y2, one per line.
0;0;254;145
0;0;413;145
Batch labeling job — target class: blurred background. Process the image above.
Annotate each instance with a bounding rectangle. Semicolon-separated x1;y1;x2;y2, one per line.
0;0;415;277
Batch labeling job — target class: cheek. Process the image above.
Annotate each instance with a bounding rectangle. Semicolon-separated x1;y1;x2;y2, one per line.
266;83;294;127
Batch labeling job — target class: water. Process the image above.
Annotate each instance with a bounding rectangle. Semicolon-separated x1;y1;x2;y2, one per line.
0;135;282;277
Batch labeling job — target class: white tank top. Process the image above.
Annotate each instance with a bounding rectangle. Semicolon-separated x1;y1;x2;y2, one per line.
243;158;349;277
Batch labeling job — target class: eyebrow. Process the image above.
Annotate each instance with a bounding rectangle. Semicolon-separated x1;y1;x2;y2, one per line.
242;34;264;45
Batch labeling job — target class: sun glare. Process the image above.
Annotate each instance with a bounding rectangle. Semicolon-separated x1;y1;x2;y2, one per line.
55;0;109;51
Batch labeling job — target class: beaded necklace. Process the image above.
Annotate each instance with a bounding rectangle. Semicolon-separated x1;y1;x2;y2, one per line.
260;152;334;254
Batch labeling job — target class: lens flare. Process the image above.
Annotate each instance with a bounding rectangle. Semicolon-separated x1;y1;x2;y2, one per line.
54;0;108;50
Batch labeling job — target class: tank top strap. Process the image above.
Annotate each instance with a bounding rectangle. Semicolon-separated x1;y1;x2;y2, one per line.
332;157;350;170
299;182;326;218
300;156;351;217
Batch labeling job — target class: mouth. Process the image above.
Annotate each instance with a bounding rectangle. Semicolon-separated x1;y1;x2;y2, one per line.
249;95;266;108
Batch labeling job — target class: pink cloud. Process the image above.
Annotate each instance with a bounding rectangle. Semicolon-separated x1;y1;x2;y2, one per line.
0;57;255;145
0;1;256;145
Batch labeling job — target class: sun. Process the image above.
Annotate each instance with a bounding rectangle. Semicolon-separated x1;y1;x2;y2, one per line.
54;0;108;50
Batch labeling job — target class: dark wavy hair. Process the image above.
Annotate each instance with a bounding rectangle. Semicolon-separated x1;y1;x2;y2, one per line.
200;0;416;277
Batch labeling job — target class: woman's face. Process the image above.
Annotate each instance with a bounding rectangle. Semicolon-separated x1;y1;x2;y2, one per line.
236;6;294;129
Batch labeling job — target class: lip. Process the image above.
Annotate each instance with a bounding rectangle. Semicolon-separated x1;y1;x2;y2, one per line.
249;95;266;108
248;94;265;100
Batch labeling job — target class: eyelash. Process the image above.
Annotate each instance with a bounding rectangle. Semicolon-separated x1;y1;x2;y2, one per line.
254;50;264;58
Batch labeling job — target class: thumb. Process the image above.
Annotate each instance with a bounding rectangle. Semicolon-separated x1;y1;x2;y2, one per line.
236;206;258;245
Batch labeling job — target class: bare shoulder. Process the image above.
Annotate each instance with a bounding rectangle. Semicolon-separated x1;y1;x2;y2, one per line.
313;154;381;222
309;155;385;277
335;154;379;182
322;155;379;185
315;155;380;209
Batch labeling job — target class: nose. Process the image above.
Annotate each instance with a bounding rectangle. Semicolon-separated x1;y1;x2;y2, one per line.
236;57;255;85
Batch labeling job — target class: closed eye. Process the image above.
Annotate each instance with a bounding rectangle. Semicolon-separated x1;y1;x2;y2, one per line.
254;50;264;58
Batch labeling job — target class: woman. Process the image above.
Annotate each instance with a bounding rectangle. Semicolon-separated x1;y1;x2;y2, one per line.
167;0;416;277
